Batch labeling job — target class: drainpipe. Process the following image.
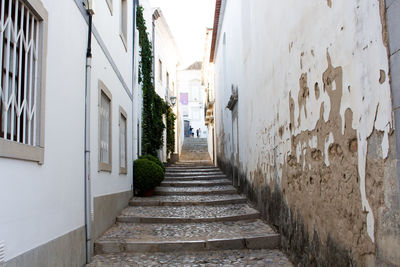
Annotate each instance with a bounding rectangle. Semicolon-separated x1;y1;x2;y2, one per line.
132;0;137;193
84;0;94;263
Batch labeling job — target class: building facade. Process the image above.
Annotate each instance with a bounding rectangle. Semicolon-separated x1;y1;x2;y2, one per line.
202;28;216;164
178;61;207;148
211;0;400;266
0;0;139;265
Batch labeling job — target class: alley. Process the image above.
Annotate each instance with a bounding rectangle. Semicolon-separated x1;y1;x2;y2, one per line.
87;139;293;266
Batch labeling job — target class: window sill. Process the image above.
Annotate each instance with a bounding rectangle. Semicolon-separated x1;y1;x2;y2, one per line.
120;33;128;52
120;167;127;175
0;139;44;164
99;162;112;172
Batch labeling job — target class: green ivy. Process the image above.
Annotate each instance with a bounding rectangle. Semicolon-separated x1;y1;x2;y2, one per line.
166;106;176;156
136;6;168;157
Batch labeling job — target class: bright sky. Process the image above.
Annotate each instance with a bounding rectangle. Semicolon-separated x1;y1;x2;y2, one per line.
149;0;216;68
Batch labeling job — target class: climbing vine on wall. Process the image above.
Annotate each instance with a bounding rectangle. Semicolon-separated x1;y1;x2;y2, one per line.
166;106;176;156
136;6;167;156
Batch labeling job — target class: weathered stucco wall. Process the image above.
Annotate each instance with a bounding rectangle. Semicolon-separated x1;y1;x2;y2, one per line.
213;0;400;266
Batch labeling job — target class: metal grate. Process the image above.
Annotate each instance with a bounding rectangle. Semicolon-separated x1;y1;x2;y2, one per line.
0;240;5;264
0;0;40;146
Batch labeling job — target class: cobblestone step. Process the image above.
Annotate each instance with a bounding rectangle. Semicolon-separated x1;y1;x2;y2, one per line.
165;171;223;177
166;168;221;174
160;179;231;187
164;174;228;181
116;204;260;223
129;195;247;206
167;166;217;171
155;185;237;195
95;220;279;254
88;249;293;266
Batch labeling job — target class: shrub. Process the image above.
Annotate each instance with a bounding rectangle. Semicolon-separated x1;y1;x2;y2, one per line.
140;154;165;173
133;159;164;194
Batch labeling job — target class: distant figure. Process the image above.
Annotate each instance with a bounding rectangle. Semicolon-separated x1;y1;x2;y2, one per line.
189;127;193;137
196;129;200;138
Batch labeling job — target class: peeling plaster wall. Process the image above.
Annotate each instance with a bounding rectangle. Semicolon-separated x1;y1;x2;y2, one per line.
213;0;400;266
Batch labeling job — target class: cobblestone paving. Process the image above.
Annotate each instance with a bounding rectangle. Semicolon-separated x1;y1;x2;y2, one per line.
89;161;293;266
156;185;235;193
161;179;231;185
88;249;293;266
129;194;245;204
98;220;275;242
119;204;258;219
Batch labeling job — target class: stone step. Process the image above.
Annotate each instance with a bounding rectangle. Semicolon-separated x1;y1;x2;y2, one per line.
160;179;231;187
129;194;247;206
155;185;237;195
165;171;223;177
94;219;279;254
89;249;293;266
116;204;260;223
166;168;220;172
164;174;228;181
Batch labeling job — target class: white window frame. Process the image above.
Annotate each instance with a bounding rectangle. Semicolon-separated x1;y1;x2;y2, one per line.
119;106;127;174
98;80;112;172
0;0;48;164
106;0;113;15
119;0;127;51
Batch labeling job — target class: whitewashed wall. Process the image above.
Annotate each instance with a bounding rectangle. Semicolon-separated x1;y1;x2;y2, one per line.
213;0;398;265
0;0;87;261
0;0;135;262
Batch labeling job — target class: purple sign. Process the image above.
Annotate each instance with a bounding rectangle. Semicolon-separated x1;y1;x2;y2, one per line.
180;93;188;105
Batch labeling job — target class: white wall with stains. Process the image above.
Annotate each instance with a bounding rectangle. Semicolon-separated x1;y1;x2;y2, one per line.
213;0;398;265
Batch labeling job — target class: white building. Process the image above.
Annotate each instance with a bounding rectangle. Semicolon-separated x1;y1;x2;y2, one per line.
0;0;139;265
178;61;207;146
152;7;180;162
202;28;216;163
210;0;400;266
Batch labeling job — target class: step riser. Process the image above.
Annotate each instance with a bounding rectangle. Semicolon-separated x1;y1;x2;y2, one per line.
155;190;237;196
95;235;280;254
117;213;260;224
129;198;247;206
165;176;228;181
166;173;223;177
160;182;231;187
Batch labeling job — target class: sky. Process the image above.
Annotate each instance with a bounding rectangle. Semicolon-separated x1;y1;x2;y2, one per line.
148;0;216;68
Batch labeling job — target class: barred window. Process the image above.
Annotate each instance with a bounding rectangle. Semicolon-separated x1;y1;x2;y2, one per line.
0;0;47;163
99;81;112;172
119;107;127;174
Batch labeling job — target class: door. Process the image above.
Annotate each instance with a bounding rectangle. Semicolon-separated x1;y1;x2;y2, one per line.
184;120;190;138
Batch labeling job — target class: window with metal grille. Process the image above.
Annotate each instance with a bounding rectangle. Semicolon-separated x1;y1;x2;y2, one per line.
159;59;162;82
119;107;127;174
0;0;47;163
99;81;112;172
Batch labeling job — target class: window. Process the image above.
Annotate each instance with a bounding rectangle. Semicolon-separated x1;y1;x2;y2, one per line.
119;107;127;174
99;81;112;172
119;0;127;50
106;0;113;15
159;59;162;82
166;72;169;89
0;0;48;163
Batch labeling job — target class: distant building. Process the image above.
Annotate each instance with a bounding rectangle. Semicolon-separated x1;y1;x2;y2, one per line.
178;61;207;147
202;28;216;164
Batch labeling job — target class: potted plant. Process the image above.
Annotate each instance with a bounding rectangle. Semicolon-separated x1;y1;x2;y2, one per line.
133;158;164;196
139;154;165;174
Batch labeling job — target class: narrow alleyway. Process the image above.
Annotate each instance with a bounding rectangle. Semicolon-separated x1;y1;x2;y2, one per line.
87;139;293;266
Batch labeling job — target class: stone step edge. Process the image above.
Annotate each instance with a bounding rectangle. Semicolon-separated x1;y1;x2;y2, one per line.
154;189;237;196
94;234;280;254
159;181;231;187
165;173;223;177
116;212;260;224
164;175;228;180
166;169;220;172
128;197;247;206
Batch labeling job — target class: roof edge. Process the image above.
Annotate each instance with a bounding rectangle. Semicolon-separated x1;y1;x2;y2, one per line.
209;0;221;63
